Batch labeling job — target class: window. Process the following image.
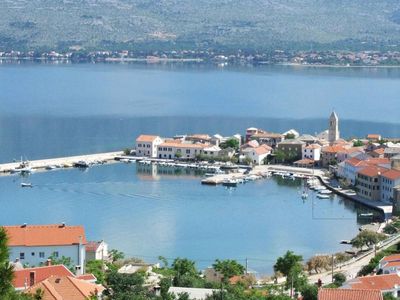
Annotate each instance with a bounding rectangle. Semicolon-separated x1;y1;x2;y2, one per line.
39;252;45;258
20;252;25;260
186;149;190;154
53;251;59;258
31;252;35;256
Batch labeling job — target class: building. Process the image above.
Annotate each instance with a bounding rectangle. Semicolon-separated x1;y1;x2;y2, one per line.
241;144;272;165
168;287;219;300
356;166;388;201
86;240;108;261
336;147;366;164
391;155;400;171
371;148;385;158
320;145;346;167
297;134;318;145
13;264;97;291
302;144;321;161
249;132;284;148
378;254;400;275
384;147;400;159
381;169;400;203
282;129;300;139
26;276;104;300
318;288;383;300
4;224;87;275
328;111;340;145
342;274;400;298
136;135;163;158
276;139;305;162
157;140;211;159
367;134;382;142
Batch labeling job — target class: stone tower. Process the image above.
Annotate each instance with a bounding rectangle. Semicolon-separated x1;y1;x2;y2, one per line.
328;111;339;145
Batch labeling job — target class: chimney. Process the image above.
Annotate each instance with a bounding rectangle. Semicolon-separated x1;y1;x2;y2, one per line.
45;259;52;266
60;222;66;228
29;271;35;286
21;223;27;228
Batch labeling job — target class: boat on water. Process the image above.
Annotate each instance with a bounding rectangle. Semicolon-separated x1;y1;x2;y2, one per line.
358;213;374;218
319;190;332;195
21;182;33;188
73;161;90;168
317;194;330;199
222;179;238;187
45;165;57;170
340;240;352;244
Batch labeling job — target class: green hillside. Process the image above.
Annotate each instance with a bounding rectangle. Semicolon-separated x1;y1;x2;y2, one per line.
1;0;400;51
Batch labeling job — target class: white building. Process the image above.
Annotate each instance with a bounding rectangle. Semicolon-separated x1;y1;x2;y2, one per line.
242;145;272;165
86;240;108;261
4;224;87;275
136;135;163;158
381;169;400;203
302;144;321;161
157;141;210;159
378;254;400;275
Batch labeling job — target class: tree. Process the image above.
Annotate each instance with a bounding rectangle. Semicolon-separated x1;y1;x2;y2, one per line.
351;230;386;249
353;140;364;147
86;260;106;284
274;251;305;291
123;148;131;155
103;270;150;299
212;259;245;281
274;251;303;278
109;249;125;263
285;133;296;140
175;152;182;159
220;139;239;150
242;156;253;165
384;224;398;235
171;258;202;287
333;273;346;287
300;284;318;300
158;256;169;268
0;227;14;296
306;255;331;274
383;293;397;300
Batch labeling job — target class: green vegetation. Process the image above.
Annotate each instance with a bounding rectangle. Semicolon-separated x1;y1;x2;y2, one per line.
212;259;245;282
353;140;364;147
351;230;386;249
358;242;400;276
1;1;400;51
284;133;296;140
220;139;239;151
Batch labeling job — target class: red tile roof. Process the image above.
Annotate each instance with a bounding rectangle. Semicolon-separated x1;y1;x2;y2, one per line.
3;225;86;247
346;274;400;291
26;276;104;300
136;135;160;142
358;166;389;178
367;134;381;140
382;169;400;181
13;265;74;289
372;148;385;155
318;288;383;300
322;145;346;153
254;145;271;155
381;254;400;263
85;241;101;252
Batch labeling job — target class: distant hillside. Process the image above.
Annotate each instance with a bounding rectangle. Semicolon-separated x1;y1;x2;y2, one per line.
2;0;400;51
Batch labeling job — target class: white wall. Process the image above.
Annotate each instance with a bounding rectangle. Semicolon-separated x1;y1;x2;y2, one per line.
9;245;86;274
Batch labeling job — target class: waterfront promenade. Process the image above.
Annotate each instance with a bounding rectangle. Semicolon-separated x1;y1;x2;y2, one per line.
0;151;122;175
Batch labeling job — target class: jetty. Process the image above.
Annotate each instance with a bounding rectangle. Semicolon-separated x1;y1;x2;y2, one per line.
0;151;122;175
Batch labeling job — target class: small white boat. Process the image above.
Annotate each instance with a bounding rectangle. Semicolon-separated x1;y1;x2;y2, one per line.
120;158;131;163
317;194;330;199
45;165;57;170
21;183;33;188
319;190;332;195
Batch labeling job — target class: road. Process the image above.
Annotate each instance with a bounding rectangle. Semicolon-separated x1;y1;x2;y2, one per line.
308;233;400;285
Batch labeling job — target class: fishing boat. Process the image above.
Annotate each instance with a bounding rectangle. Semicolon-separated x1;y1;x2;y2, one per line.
358;213;374;218
319;190;332;195
21;182;33;188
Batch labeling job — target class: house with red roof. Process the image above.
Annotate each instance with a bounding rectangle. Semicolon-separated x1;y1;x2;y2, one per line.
241;144;272;165
342;273;400;298
135;135;163;158
302;144;321;162
3;224;87;275
26;275;104;300
356;166;389;201
86;240;108;261
378;254;400;275
318;288;383;300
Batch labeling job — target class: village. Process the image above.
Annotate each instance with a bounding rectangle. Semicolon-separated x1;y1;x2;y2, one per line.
2;112;400;299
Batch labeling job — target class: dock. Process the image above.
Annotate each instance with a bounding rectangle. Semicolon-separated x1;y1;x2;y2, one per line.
0;151;123;175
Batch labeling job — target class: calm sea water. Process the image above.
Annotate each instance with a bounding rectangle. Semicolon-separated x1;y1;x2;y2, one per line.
0;163;372;274
0;63;399;274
